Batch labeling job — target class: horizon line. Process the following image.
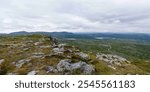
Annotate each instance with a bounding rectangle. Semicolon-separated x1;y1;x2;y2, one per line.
0;31;150;34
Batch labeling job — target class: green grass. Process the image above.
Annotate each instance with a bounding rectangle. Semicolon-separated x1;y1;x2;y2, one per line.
0;34;149;75
60;38;150;74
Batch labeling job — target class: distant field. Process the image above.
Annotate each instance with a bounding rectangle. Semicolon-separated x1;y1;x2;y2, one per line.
59;38;150;73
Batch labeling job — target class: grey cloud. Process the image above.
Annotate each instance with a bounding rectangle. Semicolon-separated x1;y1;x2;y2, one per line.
0;0;150;33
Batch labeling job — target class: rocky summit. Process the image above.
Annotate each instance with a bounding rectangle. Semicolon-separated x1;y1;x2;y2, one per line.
0;35;147;75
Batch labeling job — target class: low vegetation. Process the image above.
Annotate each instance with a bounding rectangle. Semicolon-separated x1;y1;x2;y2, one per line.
0;34;149;75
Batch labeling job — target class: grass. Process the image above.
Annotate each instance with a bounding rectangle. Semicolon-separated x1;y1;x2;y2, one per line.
0;34;149;75
60;38;150;74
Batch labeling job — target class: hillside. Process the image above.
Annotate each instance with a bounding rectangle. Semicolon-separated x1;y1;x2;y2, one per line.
0;34;148;75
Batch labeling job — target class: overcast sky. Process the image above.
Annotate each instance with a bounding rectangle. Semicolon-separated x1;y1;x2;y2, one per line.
0;0;150;33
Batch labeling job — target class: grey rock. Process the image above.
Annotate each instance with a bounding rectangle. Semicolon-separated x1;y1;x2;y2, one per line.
0;59;5;64
58;44;66;48
32;52;45;58
57;59;95;74
76;52;89;59
39;45;51;48
23;48;29;51
82;64;95;75
34;42;43;46
96;54;129;66
27;71;38;75
46;66;58;73
32;52;44;56
57;59;72;72
71;61;95;74
52;47;64;54
7;73;17;75
14;59;31;68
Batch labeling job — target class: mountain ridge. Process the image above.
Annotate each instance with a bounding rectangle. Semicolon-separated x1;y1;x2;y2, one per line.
5;31;150;41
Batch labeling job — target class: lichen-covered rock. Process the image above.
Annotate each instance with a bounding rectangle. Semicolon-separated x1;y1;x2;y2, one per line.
76;52;89;60
46;66;58;73
57;59;72;72
13;59;31;68
96;53;129;66
52;47;64;54
57;59;95;74
27;71;38;75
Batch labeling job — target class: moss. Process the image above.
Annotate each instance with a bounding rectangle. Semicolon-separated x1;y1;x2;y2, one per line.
72;68;82;75
131;59;150;73
16;68;30;75
92;60;114;75
0;61;15;75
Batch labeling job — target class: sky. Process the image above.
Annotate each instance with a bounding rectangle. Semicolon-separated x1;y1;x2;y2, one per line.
0;0;150;33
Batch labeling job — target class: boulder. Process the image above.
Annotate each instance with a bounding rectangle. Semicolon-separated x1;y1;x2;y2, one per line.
76;52;89;59
57;59;95;74
96;54;129;66
57;59;72;72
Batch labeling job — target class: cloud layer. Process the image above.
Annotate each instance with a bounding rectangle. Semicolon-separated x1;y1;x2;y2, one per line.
0;0;150;33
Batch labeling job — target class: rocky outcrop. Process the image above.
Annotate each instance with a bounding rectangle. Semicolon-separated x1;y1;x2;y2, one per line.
56;59;95;75
45;59;95;75
96;53;130;67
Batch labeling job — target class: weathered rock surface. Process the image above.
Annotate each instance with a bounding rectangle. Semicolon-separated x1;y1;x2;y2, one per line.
57;59;95;74
75;52;89;60
96;53;129;66
13;59;31;68
27;71;38;75
45;66;58;73
0;59;5;64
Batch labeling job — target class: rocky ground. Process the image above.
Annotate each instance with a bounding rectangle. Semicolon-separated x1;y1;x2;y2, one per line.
0;35;147;75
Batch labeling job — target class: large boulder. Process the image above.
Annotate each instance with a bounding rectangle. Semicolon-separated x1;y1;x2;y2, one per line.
57;59;95;74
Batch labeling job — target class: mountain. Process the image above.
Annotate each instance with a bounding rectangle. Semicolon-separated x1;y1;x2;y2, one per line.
9;31;30;35
8;31;150;41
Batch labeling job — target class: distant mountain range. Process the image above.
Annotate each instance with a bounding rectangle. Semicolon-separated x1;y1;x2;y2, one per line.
1;31;150;41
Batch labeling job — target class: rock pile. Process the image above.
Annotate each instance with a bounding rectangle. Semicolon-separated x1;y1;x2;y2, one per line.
96;53;130;66
46;59;95;75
